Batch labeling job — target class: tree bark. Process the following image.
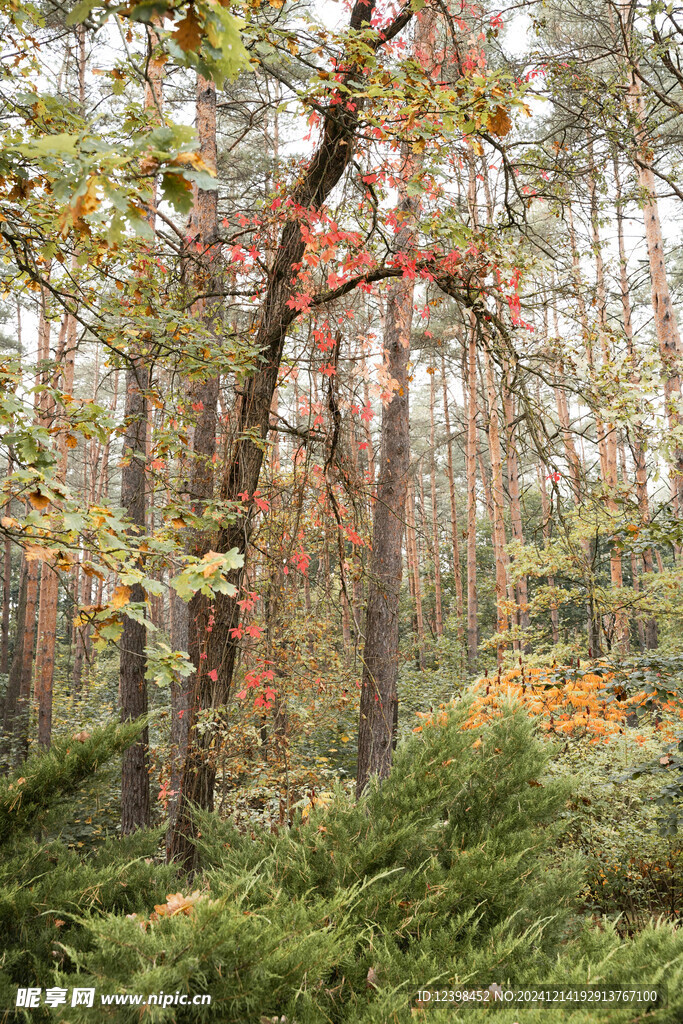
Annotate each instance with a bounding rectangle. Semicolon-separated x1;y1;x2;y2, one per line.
483;346;509;663
355;7;434;797
622;41;683;511
613;151;658;649
588;155;629;652
120;27;162;833
440;352;464;631
428;369;443;635
465;314;479;673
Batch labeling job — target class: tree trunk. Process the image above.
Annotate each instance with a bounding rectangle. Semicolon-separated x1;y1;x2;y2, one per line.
623;46;683;511
355;7;434;797
613;150;658;649
1;458;11;676
406;472;425;667
120;26;163;833
166;74;221;861
0;555;27;770
538;465;560;644
588;155;629;652
440;352;464;629
465;314;479;674
120;354;150;833
355;265;413;795
428;370;443;635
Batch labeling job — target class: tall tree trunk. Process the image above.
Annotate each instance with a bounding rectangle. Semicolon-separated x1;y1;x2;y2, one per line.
1;457;11;676
549;279;601;654
35;306;76;746
166;73;221;860
440;352;464;630
613;150;658;649
406;471;425;668
588;154;628;652
483;346;509;663
503;377;530;643
355;8;435;796
1;555;27;769
428;370;443;635
538;465;560;644
120;26;162;833
465;314;479;674
622;34;683;511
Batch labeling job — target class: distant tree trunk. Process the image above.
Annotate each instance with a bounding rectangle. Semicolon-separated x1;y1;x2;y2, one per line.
428;370;443;635
482;346;508;662
549;282;601;655
567;205;609;479
538;465;560;644
1;555;27;769
465;314;479;673
35;306;76;746
440;353;464;631
588;155;628;652
18;555;39;762
503;376;529;642
406;471;425;667
362;373;376;498
613;151;658;649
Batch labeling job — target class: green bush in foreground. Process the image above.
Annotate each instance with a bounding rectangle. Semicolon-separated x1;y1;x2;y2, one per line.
3;707;683;1023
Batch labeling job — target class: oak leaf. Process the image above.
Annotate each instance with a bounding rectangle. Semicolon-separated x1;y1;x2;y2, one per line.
28;491;50;510
488;106;511;137
173;8;203;53
111;584;132;609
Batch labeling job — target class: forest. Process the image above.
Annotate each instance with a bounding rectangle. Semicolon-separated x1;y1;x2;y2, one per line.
2;0;683;1019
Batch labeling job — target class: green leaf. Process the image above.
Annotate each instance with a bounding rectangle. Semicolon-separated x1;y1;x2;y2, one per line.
65;0;98;26
18;133;80;157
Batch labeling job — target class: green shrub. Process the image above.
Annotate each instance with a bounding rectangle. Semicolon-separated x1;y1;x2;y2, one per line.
4;706;683;1024
48;706;584;1022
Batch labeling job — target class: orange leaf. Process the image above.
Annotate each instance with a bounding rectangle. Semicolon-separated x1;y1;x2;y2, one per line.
488;106;511;138
28;491;49;510
111;585;132;610
25;543;55;563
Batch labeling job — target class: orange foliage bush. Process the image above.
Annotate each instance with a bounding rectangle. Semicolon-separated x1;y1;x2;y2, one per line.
414;664;683;744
